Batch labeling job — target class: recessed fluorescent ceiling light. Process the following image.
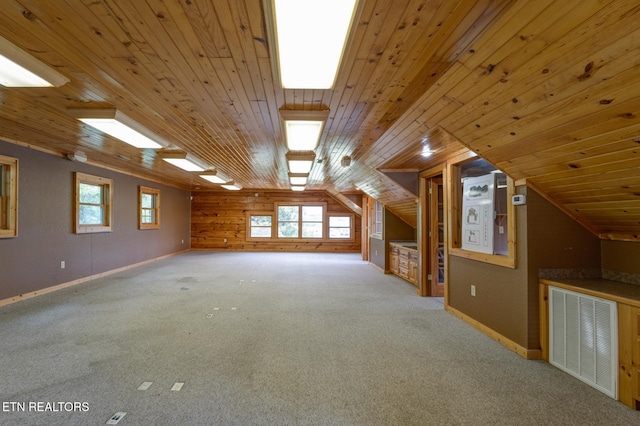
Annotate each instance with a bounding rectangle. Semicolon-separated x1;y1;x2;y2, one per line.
286;153;315;174
291;185;305;192
221;182;243;191
280;110;329;151
285;121;324;150
273;0;358;89
159;151;206;172
0;35;69;87
199;171;227;184
69;109;164;149
289;175;308;185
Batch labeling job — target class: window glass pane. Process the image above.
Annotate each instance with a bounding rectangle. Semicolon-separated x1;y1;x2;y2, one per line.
329;227;351;238
79;183;102;204
302;222;322;238
141;193;154;208
251;227;271;238
278;222;298;238
302;206;322;222
79;205;104;225
278;206;298;221
141;209;155;223
329;216;350;227
251;215;272;226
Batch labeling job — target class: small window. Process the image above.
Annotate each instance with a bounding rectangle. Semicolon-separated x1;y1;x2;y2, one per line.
75;172;113;234
329;215;352;239
250;215;272;238
139;186;160;229
369;200;383;239
0;155;18;238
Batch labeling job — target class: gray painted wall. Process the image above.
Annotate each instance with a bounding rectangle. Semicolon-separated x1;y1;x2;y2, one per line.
0;140;191;301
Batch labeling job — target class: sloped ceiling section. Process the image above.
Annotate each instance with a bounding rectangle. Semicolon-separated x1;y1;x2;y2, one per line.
0;0;638;240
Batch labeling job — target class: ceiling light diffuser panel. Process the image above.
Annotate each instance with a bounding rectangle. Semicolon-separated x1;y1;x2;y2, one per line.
68;108;165;149
280;110;329;151
268;0;359;89
199;170;227;184
0;35;69;87
221;182;243;191
286;152;315;174
158;151;206;172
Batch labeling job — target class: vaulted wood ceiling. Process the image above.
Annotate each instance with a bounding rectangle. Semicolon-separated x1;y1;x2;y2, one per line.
1;0;639;240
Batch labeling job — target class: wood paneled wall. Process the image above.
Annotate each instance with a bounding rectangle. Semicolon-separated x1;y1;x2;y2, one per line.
191;190;361;252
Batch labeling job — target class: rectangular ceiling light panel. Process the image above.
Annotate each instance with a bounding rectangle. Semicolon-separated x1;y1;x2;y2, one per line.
285;121;323;151
289;174;308;185
280;110;329;151
199;171;227;184
271;0;359;89
221;183;243;191
0;35;69;87
286;152;315;174
69;108;164;149
159;151;206;172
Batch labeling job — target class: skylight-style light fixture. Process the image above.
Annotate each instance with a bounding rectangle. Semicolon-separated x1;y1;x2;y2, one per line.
291;185;305;192
286;152;315;174
159;151;206;172
266;0;360;89
288;173;308;186
221;182;243;191
0;35;69;87
280;110;329;151
199;170;227;184
68;108;165;149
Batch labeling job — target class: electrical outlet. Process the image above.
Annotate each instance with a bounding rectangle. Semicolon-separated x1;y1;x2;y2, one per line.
471;285;476;297
181;239;184;244
60;261;65;269
224;238;227;243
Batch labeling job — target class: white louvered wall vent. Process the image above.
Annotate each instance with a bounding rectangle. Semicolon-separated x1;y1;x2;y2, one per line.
549;286;618;399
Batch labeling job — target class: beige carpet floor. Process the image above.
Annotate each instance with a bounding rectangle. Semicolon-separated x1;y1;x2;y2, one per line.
1;251;639;425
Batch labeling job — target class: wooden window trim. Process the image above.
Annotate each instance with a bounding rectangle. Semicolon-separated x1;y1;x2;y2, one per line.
139;186;160;230
369;199;383;240
446;159;516;269
246;212;274;241
328;213;355;240
276;202;327;241
0;154;18;238
74;172;113;234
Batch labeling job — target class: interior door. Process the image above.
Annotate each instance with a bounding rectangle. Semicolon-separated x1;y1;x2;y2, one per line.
428;178;445;297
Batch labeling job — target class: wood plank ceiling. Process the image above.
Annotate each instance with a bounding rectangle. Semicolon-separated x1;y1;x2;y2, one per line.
0;0;639;240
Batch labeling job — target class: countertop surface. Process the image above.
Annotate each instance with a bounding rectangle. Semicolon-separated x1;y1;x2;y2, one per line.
540;277;640;307
390;241;418;249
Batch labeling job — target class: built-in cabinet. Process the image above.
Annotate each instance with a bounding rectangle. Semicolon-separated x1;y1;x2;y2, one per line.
540;278;640;410
389;242;418;286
